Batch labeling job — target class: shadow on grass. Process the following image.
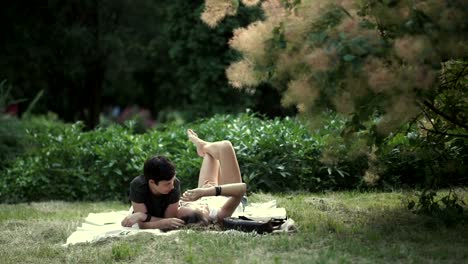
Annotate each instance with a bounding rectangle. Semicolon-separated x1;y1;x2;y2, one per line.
289;194;468;262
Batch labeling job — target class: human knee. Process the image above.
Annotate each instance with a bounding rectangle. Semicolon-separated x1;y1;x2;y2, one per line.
221;140;233;149
208;140;233;158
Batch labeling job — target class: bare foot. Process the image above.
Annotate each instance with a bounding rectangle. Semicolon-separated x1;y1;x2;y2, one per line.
187;129;207;157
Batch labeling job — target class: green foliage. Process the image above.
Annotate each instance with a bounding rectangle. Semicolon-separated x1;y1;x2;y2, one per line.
0;1;288;128
0;119;150;202
421;60;468;137
142;0;286;121
375;130;468;188
188;112;324;191
0;117;27;170
0;80;55;170
407;190;465;226
0;112;352;202
222;0;467;135
213;1;468;190
0;115;59;170
1;112;466;203
0;79;27;109
369;60;468;189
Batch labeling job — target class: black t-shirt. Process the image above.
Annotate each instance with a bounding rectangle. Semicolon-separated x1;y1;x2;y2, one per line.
128;175;180;217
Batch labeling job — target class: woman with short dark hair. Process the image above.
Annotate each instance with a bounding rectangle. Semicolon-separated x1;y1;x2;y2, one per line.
177;129;246;225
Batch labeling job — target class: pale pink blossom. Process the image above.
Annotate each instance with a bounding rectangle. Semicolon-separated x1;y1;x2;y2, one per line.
242;0;261;7
229;21;274;61
282;77;319;108
261;0;287;20
201;0;237;27
337;18;359;34
304;48;332;71
364;59;395;93
394;36;429;63
337;0;355;11
226;60;263;88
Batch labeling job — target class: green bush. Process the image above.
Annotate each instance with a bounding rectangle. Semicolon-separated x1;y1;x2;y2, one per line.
407;190;466;226
1;112;466;203
373;129;468;189
0;120;152;202
184;113;323;191
0;112;349;202
0;114;67;170
0;116;27;170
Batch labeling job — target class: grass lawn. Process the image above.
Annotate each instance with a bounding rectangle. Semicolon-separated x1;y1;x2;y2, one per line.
0;190;467;264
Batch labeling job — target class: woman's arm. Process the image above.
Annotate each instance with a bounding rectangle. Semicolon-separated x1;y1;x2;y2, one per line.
204;183;246;198
181;183;246;201
181;183;246;222
217;183;246;221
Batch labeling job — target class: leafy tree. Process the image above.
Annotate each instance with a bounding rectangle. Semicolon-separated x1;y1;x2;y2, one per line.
134;0;295;121
1;0;293;128
201;0;467;166
133;0;258;121
0;0;162;128
200;0;468;221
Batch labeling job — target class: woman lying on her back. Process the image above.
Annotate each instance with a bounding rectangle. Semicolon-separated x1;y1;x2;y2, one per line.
177;129;246;225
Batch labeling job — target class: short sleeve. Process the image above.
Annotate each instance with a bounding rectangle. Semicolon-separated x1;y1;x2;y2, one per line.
167;178;181;204
129;176;146;203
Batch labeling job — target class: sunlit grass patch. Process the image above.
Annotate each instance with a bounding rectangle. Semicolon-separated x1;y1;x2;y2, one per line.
0;201;127;222
0;191;467;263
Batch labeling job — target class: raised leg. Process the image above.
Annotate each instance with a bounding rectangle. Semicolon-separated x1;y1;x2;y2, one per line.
188;129;242;187
203;141;242;185
197;153;220;188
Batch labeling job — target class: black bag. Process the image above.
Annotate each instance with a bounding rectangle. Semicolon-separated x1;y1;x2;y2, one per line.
222;216;285;234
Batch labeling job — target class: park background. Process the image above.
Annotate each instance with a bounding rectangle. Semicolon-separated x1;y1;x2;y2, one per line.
0;0;467;263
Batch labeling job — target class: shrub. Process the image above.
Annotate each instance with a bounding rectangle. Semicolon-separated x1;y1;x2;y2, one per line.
1;112;348;202
0;114;67;171
185;113;324;191
372;127;468;189
407;190;465;226
1;111;466;203
0;121;151;202
0;116;27;170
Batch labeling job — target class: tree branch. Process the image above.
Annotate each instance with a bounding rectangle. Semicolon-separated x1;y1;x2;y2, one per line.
419;126;468;138
439;63;468;89
422;100;468;131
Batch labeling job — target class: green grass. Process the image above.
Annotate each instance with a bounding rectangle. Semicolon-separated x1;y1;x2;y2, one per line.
0;190;467;263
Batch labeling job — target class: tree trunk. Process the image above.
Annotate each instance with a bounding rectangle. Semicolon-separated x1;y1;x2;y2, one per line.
85;62;104;129
83;0;105;130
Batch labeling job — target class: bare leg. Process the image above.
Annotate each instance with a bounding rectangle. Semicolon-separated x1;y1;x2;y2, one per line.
197;153;219;188
187;129;242;186
203;141;242;185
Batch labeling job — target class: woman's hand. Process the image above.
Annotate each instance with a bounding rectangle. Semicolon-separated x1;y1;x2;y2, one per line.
181;188;205;201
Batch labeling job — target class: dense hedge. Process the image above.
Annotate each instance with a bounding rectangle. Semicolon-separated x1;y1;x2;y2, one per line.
0;115;68;171
0;113;340;202
0;113;466;202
